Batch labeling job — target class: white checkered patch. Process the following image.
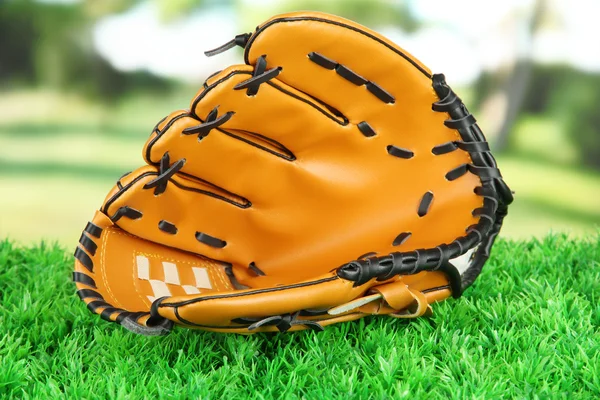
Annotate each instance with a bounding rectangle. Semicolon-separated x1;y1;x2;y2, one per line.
135;255;212;303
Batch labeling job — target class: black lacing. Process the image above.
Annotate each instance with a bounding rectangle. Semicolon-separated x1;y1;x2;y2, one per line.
182;57;280;143
233;55;281;95
203;36;282;94
143;152;186;195
232;312;324;332
203;33;251;57
432;76;513;205
183;106;234;140
337;74;513;297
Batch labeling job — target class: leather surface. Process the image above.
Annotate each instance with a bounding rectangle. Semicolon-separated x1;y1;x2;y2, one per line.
74;11;488;333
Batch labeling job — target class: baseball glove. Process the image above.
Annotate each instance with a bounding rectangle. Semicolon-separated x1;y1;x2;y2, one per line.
73;11;512;335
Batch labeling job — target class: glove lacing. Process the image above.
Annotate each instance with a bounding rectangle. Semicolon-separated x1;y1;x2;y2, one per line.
145;55;281;196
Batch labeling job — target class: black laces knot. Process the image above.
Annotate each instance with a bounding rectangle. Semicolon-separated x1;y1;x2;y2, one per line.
204;33;251;57
143;152;185;195
182;107;234;140
233;312;324;332
233;55;281;95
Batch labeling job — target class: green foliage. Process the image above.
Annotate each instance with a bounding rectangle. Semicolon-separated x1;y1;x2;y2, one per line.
0;1;37;85
519;65;600;168
0;0;170;99
550;71;600;169
476;65;600;169
0;235;599;398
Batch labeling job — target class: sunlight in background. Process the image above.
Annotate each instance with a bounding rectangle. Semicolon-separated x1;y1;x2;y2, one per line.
2;0;599;245
532;0;600;71
93;2;238;82
92;0;600;84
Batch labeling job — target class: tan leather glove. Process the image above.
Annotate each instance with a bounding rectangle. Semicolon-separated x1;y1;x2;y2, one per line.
73;11;512;335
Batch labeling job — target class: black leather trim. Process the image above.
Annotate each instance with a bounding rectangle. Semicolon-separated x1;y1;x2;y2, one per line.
248;262;266;276
77;289;104;301
169;171;251;208
445;164;468;181
182;110;234;136
187;70;345;125
457;141;490;153
357;121;376;137
434;140;493;155
308;52;337;69
335;64;367;85
72;272;96;288
102;172;154;213
204;33;251;57
78;233;97;256
84;222;103;238
387;145;414;159
357;251;377;260
244;16;432;79
158;220;178;235
74;247;93;272
115;311;132;323
432;141;458;155
86;300;107;313
195;231;227;248
392;232;411;247
418;191;434;217
217;128;296;161
100;307;122;322
174;306;339;330
421;285;451;294
444;114;477;130
102;171;251;215
110;206;143;222
161;276;339;309
307;51;396;104
145;112;189;159
366;82;395;104
125;312;148;323
266;78;347;125
234;67;282;90
143;68;344;175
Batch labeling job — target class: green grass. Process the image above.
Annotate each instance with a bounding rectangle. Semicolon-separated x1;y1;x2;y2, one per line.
1;235;599;398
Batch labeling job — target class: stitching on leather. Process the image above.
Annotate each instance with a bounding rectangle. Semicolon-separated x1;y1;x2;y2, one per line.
244;16;432;79
100;229;126;309
102;229;232;291
307;52;395;104
210;262;231;290
120;245;232;293
132;251;152;306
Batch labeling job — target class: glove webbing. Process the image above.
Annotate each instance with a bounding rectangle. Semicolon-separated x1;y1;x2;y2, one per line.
336;74;513;296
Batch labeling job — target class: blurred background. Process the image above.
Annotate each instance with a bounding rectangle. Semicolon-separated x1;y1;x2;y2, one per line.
1;0;599;246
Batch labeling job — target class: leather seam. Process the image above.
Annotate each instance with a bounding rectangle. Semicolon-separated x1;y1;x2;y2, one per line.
100;229;126;309
163;275;339;308
244;16;431;78
100;226;232;294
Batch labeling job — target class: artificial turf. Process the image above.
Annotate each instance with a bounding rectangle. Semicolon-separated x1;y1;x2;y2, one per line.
0;234;599;399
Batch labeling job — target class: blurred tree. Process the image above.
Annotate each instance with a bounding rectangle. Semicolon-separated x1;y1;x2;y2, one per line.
480;63;600;169
0;0;170;99
475;0;547;152
551;70;600;169
0;1;37;85
0;0;417;97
